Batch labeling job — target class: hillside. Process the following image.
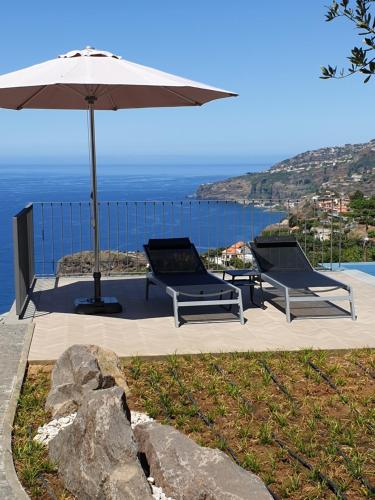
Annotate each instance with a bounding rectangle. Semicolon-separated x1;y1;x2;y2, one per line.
196;139;375;200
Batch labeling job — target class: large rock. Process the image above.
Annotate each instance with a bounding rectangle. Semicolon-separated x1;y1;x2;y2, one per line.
57;250;147;275
46;344;130;417
49;386;152;500
134;421;272;500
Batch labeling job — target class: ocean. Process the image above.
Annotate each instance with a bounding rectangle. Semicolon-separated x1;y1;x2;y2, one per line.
0;163;281;313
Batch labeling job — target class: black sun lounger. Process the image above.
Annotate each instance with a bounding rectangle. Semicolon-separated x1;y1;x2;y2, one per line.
250;236;356;322
144;238;245;327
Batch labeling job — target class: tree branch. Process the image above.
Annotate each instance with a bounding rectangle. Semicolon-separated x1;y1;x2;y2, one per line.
322;0;375;83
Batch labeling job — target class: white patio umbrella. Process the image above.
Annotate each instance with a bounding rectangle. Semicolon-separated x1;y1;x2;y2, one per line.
0;47;237;314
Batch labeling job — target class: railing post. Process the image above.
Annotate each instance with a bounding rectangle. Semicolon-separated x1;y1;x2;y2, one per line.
312;199;316;268
338;198;342;269
330;198;334;271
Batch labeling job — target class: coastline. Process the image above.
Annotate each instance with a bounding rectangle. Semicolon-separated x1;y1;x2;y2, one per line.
0;163;269;313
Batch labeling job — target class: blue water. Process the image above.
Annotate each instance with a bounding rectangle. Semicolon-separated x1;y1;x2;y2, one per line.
330;262;375;277
0;163;282;313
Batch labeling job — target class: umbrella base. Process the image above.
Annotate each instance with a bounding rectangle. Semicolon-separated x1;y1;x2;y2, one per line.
74;297;123;315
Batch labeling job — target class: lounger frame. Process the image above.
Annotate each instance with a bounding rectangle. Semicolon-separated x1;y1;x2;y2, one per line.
260;272;356;323
250;238;356;323
144;238;245;327
146;272;244;328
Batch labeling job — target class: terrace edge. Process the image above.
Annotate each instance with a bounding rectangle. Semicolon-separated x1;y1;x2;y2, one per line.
0;322;34;500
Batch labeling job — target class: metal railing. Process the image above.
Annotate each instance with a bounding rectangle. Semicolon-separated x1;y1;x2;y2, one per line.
13;204;35;315
15;198;371;279
31;200;287;276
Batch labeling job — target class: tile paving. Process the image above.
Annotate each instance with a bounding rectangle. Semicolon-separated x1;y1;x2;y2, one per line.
27;271;375;362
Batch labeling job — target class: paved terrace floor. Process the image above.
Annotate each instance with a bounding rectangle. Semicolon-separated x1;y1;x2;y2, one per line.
27;271;375;362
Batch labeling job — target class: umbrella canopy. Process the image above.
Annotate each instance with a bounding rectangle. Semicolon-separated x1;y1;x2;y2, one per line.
0;47;236;110
0;47;237;314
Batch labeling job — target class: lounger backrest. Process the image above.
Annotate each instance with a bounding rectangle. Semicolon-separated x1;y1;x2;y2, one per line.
250;236;312;272
144;238;207;275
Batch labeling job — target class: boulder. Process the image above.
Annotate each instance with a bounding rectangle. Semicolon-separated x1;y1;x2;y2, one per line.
45;382;83;418
57;250;147;275
95;345;130;394
46;344;130;417
134;421;272;500
49;386;152;500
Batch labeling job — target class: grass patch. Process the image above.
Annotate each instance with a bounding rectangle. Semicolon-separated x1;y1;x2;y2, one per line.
12;365;73;499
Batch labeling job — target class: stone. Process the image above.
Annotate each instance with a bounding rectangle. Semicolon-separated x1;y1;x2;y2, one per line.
94;345;130;394
45;382;83;417
46;344;130;417
130;410;154;429
35;410;151;447
48;386;152;500
34;412;77;446
134;421;272;500
150;483;175;500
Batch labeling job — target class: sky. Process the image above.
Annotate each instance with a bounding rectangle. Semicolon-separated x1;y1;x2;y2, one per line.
0;0;374;165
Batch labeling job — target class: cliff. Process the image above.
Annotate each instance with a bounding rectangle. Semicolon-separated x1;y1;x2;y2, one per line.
196;139;375;200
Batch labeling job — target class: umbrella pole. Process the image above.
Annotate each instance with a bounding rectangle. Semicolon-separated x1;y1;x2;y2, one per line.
88;101;101;302
74;97;122;315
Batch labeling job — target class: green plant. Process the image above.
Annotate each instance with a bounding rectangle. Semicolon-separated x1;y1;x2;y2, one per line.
238;401;253;417
176;414;188;428
261;368;272;386
215;436;227;451
130;356;143;379
216;403;227;417
166;352;180;370
143;399;159;418
159;391;175;417
148;367;161;386
225;383;239;398
306;416;317;431
258;422;273;445
322;1;375;83
280;473;302;496
273;411;288;428
242;452;261;473
187;421;203;433
237;424;253;439
12;369;61;498
207;381;219;396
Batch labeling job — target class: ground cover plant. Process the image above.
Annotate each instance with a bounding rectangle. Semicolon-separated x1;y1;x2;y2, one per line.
12;365;73;499
124;349;374;499
13;349;374;499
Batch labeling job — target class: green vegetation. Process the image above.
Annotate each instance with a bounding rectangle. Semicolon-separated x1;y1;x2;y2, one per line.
124;350;375;499
12;366;72;499
322;1;375;83
348;192;375;229
262;194;375;265
260;227;375;265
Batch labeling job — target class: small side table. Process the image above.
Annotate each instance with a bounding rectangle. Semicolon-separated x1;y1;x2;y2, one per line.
222;269;264;308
